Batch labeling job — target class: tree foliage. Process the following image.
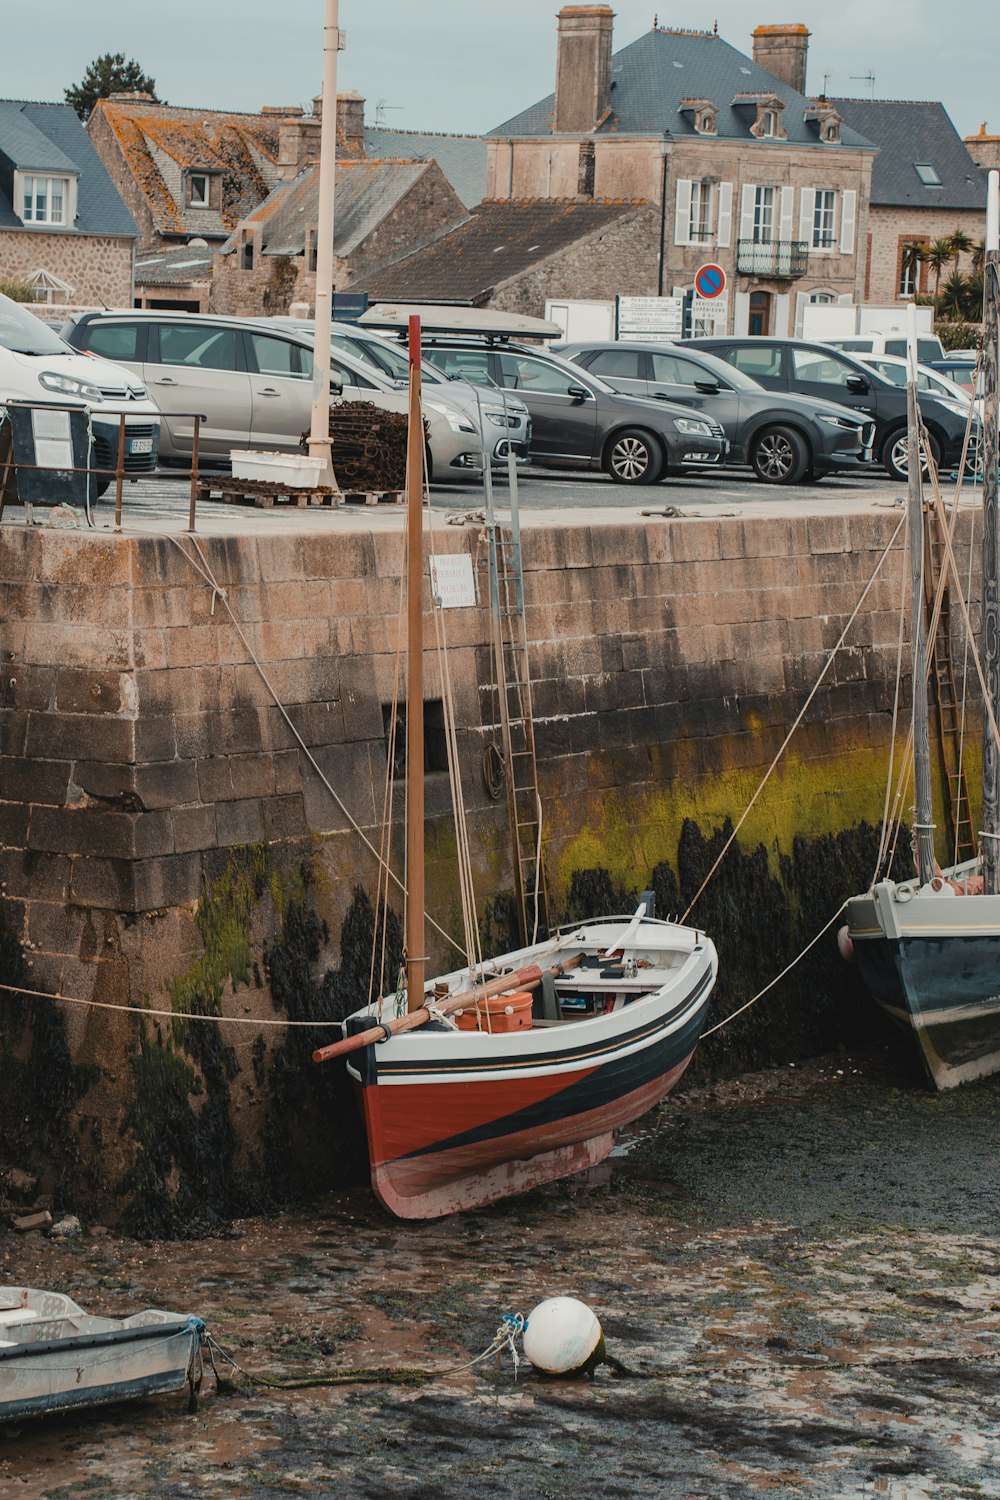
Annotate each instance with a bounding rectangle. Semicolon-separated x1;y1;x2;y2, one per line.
64;54;159;121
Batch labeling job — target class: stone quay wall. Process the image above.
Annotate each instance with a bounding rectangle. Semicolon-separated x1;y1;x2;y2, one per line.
0;508;977;1224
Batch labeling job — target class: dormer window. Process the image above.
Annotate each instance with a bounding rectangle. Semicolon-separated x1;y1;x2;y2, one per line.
679;98;718;136
188;173;211;208
804;102;843;145
736;94;787;140
762;110;778;138
20;174;72;226
700;112;716;135
825;123;838;142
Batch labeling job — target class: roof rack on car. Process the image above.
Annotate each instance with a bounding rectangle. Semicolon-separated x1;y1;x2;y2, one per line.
358;303;563;344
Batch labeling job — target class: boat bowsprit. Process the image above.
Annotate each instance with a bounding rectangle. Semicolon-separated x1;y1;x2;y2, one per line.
0;1287;205;1424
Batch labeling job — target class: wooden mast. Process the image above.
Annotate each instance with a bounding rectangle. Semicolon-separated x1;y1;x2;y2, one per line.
981;170;1000;892
405;315;426;1011
907;301;935;887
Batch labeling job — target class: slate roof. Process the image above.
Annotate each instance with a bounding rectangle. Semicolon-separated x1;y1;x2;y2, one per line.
92;99;284;238
363;128;487;207
829;99;986;211
134;243;215;285
363;199;645;303
0;100;137;235
489;26;875;151
222;158;441;258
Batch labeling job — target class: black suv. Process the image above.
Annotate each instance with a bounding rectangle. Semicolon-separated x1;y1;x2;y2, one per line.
685;337;978;481
419;339;727;484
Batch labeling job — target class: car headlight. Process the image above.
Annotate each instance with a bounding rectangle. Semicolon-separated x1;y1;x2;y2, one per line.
819;415;863;430
39;371;103;402
426;399;477;433
483;408;521;427
672;417;713;437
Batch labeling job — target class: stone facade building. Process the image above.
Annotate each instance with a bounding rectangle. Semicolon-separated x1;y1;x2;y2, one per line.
482;9;876;335
831;99;986;304
0;100;136;309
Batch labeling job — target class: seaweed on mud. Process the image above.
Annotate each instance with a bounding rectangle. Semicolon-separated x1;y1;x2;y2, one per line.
261;884;403;1200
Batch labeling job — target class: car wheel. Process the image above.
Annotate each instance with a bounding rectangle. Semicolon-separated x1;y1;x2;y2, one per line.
882;428;941;482
750;425;809;484
604;429;664;485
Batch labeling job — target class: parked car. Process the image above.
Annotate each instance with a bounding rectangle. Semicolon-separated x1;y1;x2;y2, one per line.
261;317;532;468
0;292;160;496
826;331;946;364
62;310;483;481
685;336;979;481
417;337;726;483
557;339;874;484
928;356;979;399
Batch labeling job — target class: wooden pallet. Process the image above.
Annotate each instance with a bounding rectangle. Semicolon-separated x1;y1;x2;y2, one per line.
197;479;341;509
341;489;405;506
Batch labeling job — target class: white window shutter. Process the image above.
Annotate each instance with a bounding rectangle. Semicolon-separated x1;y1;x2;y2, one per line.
793;290;809;337
840;189;857;254
716;182;733;247
739;184;755;243
779;187;794;243
799;188;815;247
674;178;692;246
773;293;791;337
734;290;751;336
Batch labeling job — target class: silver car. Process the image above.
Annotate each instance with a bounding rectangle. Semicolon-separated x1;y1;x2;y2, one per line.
62;310;484;481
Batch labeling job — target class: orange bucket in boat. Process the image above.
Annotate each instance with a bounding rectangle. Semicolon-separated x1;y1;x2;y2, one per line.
454;991;533;1033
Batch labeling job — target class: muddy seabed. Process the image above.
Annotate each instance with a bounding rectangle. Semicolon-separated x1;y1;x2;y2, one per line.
2;1047;998;1500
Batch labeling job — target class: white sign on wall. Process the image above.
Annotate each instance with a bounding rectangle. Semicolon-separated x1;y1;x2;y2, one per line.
429;554;477;609
615;295;685;342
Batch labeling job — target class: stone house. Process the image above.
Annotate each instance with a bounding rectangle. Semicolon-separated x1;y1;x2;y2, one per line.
830;99;986;304
0;100;137;308
363;198;660;314
483;8;877;337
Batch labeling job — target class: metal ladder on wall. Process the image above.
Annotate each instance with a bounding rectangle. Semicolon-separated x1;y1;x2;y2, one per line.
482;455;549;944
924;502;977;864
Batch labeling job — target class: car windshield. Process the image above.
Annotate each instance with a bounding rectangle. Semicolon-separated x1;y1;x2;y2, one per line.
0;295;69;355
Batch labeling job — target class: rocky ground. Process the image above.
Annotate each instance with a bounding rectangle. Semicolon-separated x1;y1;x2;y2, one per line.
2;1046;998;1500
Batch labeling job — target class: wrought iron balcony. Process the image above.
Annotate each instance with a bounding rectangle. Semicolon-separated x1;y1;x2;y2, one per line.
736;240;809;278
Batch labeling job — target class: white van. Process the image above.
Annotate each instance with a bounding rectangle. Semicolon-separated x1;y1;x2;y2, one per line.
0;293;160;496
825;330;947;365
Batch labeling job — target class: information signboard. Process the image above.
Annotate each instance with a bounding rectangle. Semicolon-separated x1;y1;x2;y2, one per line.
430;554;477;609
615;295;685;342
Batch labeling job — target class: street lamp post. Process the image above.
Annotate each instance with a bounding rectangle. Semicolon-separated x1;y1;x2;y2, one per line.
307;0;343;492
657;131;673;297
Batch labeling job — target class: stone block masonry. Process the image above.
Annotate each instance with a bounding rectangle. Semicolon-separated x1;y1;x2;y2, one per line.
0;507;975;1223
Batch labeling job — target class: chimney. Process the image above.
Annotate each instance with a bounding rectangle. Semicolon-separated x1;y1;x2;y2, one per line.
277;110;321;180
336;92;366;154
751;24;810;95
553;5;615;134
964;123;1000;172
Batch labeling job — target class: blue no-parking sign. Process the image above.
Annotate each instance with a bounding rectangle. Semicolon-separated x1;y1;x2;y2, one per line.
694;263;727;299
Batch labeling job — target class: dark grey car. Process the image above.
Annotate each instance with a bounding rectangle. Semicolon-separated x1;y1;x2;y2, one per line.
421;339;726;484
559;340;875;485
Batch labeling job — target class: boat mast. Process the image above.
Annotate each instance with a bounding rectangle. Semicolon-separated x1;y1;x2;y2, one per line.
907;301;935;887
405;315;426;1011
981;169;1000;892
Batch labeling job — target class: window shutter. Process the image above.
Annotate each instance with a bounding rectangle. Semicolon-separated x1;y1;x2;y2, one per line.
773;293;791;337
739;184;755;243
716;182;733;247
734;290;751;336
793;290;809;337
799;188;815;247
674;178;692;246
779;187;794;243
840;189;857;254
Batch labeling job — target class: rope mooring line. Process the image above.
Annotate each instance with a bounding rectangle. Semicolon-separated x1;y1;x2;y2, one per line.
0;979;341;1029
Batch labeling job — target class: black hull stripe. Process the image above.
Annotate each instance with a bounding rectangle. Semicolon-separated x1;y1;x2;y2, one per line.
374;965;714;1080
398;990;709;1162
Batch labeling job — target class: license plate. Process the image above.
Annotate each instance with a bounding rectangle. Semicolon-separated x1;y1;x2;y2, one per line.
130;438;153;454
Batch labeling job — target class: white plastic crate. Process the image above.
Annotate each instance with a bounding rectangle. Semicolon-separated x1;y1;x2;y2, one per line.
230;450;324;488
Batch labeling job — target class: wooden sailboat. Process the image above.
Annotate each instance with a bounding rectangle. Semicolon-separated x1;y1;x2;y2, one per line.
314;315;718;1219
844;171;1000;1089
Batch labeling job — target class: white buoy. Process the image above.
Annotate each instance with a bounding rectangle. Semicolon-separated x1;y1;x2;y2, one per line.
522;1296;604;1375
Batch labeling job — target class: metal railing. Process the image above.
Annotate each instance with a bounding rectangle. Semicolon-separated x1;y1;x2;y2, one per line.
736;240;809;278
0;404;206;532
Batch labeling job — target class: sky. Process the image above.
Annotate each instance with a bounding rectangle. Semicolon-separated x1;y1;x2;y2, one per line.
2;1;997;141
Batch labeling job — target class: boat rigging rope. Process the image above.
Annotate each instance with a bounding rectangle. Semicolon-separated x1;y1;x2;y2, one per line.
680;513;905;924
162;533;467;960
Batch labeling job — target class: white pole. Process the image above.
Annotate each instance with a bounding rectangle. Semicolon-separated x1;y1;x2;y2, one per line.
307;0;341;490
981;170;1000;888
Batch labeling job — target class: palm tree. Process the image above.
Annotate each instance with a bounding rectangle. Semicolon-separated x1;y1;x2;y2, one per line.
949;226;974;275
938;268;973;322
899;240;926;298
924;238;955;313
971;239;987;274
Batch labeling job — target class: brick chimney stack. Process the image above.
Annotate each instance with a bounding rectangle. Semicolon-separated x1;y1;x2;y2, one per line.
553;5;615;134
336;92;366;154
965;123;1000;172
751;23;810;95
277;109;321;181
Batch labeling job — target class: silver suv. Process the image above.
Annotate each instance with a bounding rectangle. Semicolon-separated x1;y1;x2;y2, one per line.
62;310;485;481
